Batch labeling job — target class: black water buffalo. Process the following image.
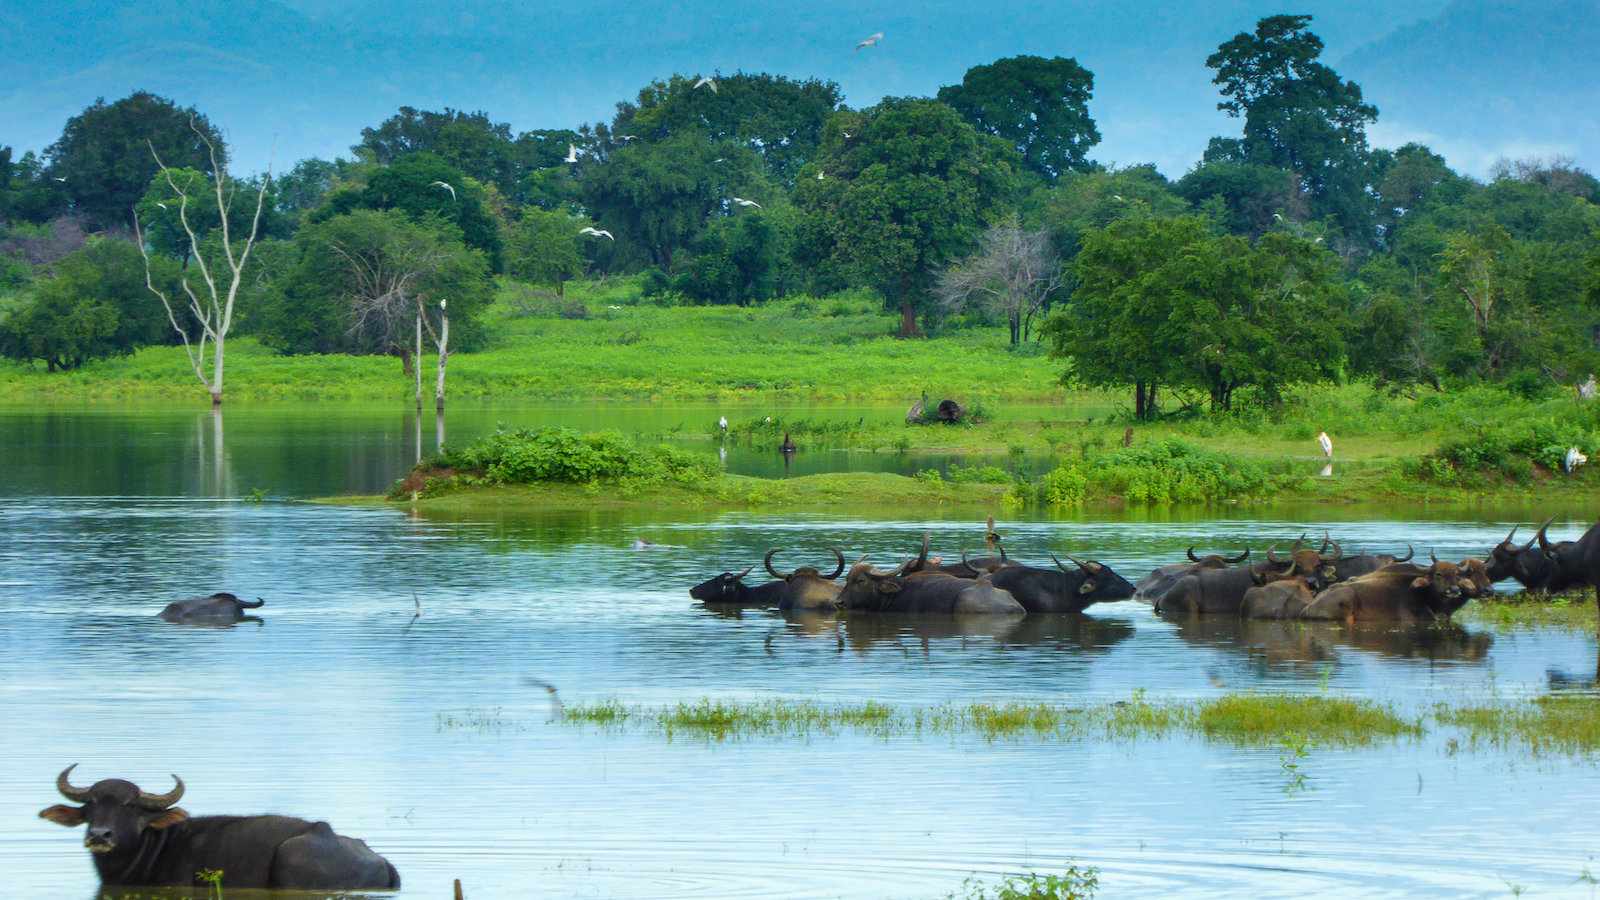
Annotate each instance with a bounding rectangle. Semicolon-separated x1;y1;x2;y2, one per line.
688;565;786;606
157;593;264;625
1157;541;1339;616
1534;519;1592;593
39;766;399;891
1330;545;1415;581
984;553;1136;613
1483;523;1554;589
1133;546;1250;604
764;548;847;612
838;560;1025;615
1299;556;1473;623
1240;576;1318;619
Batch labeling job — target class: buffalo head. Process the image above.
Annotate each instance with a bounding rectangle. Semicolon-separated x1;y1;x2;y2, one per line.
1186;546;1251;568
1410;554;1471;615
40;765;188;856
764;547;846;583
1053;552;1136;600
689;565;755;602
1259;539;1340;592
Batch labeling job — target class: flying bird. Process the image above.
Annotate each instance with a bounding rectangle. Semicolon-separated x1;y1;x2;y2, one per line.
1273;212;1285;222
694;75;718;93
430;181;456;201
1112;194;1126;202
579;226;614;240
564;144;579;164
732;197;762;209
816;170;826;180
855;31;884;50
618;134;637;141
156;202;168;210
53;176;67;183
1316;430;1333;460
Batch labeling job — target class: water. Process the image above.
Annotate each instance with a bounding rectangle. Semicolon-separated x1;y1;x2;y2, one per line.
2;406;1599;898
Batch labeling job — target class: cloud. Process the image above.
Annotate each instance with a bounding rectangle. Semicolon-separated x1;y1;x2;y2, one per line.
1367;121;1580;178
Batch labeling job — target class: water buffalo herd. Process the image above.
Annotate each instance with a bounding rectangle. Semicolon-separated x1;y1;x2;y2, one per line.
693;517;1600;626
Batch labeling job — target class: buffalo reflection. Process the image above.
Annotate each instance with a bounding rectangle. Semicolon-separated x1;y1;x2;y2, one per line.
767;611;1135;657
1168;617;1492;672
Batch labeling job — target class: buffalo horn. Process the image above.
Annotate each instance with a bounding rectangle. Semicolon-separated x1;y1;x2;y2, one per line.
1060;552;1093;571
1266;544;1283;564
1429;550;1439;570
1049;553;1072;574
998;544;1007;562
823;548;845;580
916;531;931;568
1226;547;1251;563
136;775;185;811
56;764;91;803
1327;540;1342;561
764;549;793;580
1536;516;1557;552
1502;524;1519;547
1393;544;1414;563
1319;531;1332;553
1186;546;1202;562
732;565;754;581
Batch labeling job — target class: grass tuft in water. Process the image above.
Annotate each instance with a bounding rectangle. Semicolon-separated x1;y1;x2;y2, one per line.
1436;695;1600;755
948;865;1100;899
1194;694;1420;746
1461;592;1598;632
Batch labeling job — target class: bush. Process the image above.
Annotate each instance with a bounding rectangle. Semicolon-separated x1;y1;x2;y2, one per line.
1039;463;1088;505
1421;418;1600;483
1086;439;1277;504
946;463;1013;484
433;426;717;487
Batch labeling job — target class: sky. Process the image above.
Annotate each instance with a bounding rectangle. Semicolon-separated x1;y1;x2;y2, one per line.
1;0;1595;178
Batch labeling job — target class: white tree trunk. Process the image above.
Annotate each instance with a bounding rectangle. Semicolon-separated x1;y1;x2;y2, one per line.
414;313;423;408
434;308;449;412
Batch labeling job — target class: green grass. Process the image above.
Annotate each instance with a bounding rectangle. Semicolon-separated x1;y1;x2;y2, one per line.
1437;695;1600;755
1460;591;1599;631
947;866;1100;900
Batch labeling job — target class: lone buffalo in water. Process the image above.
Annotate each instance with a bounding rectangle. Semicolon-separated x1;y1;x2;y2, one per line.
157;593;264;625
838;560;1025;616
1134;546;1251;604
39;765;399;891
1299;556;1474;623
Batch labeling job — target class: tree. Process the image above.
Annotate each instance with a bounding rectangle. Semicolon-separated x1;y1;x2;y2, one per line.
0;238;178;370
674;210;784;306
1022;165;1189;263
613;73;842;185
133;119;270;407
1175;161;1305;238
1437;224;1526;378
1;147;67;224
505;208;586;293
1205;15;1378;245
1045;215;1344;416
313;153;503;271
794;99;1020;336
580;132;763;271
135;168;289;262
46;92;226;229
260;210;491;367
274;157;363;222
937;55;1100;180
1369;143;1473;247
937;219;1062;345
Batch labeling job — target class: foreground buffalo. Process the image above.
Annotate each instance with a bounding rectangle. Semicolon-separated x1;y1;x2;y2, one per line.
1133;546;1250;604
984;553;1135;613
39;765;399;891
157;593;264;625
764;548;847;611
838;561;1025;615
689;565;786;606
1157;542;1338;616
1299;557;1473;623
1240;577;1318;619
1534;519;1592;593
1484;523;1553;590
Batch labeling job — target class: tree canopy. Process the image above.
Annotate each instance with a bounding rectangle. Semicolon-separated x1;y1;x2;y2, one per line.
937;55;1100;181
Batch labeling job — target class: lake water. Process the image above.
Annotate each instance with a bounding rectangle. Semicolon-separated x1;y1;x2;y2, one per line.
2;405;1598;898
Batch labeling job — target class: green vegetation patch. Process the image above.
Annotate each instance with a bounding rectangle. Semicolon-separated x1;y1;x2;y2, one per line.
1460;592;1598;631
1193;694;1420;746
1036;439;1306;506
948;866;1101;900
1437;695;1600;755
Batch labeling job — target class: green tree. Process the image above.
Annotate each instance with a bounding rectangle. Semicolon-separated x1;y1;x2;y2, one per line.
1;147;67;224
45;92;226;229
355;107;533;193
936;55;1100;181
274;157;364;223
1205;15;1378;246
674;210;784;306
1175;160;1305;238
613;73;841;185
0;238;177;370
260;209;492;362
580;132;763;271
505;208;587;292
134;168;290;261
794;99;1020;336
1022;165;1189;265
1046;215;1344;416
313;153;503;271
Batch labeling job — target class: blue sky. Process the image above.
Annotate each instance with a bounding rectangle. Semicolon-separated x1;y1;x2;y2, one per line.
1;0;1594;177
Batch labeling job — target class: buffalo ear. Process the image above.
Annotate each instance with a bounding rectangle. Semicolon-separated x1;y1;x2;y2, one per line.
877;580;902;595
1410;576;1430;590
145;807;189;830
39;805;85;827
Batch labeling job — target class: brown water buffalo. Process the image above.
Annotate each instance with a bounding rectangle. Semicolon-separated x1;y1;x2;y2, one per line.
1158;541;1339;615
39;766;399;891
1240;577;1318;619
765;548;847;612
838;560;1025;615
1299;556;1473;623
1133;546;1250;604
1330;545;1415;581
157;593;264;625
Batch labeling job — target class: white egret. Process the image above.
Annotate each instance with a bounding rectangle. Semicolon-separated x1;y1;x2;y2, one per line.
155;202;168;210
718;416;728;432
579;226;615;240
732;197;762;209
694;75;718;93
855;31;884;50
564;144;579;164
429;181;456;200
52;176;66;183
1565;447;1589;473
1316;430;1333;460
816;170;825;180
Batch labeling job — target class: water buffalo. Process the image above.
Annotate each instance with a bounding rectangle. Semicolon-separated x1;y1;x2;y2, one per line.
39;765;399;891
1299;556;1473;623
1157;541;1338;616
764;548;847;612
1459;558;1495;597
1240;577;1318;619
984;553;1136;613
688;565;786;606
1331;545;1415;581
899;532;1004;578
1133;546;1250;604
1483;523;1552;589
1535;518;1592;593
838;560;1025;615
157;593;264;625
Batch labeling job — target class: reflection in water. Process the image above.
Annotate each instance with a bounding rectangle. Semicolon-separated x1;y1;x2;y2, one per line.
1168;617;1494;674
1320;461;1334;478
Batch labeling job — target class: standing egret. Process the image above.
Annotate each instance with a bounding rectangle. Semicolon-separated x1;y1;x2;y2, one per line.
718;416;728;433
1316;430;1333;460
1565;447;1589;474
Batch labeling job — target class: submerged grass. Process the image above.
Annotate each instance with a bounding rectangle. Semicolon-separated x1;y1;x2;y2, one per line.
1437;695;1600;756
1460;591;1599;631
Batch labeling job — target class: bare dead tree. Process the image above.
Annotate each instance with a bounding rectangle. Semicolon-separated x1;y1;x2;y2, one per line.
936;221;1063;346
421;298;449;411
133;119;270;407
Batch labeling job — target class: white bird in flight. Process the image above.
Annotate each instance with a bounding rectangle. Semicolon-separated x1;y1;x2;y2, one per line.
564;144;579;164
1316;430;1333;460
155;202;168;210
579;226;614;240
732;197;762;209
855;31;884;50
430;181;456;201
53;176;67;183
816;170;826;180
1273;212;1285;222
1112;194;1126;202
694;75;718;93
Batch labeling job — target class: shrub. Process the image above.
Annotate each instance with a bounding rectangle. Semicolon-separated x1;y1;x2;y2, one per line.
1086;440;1276;504
946;463;1013;484
1039;463;1088;505
434;426;717;487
